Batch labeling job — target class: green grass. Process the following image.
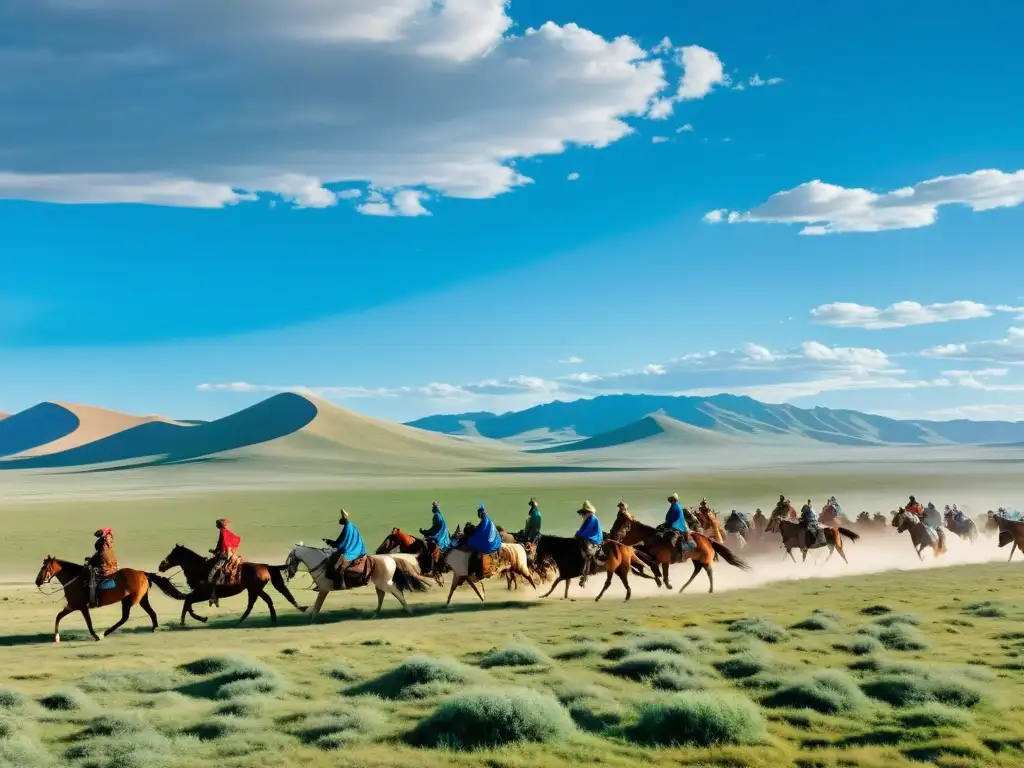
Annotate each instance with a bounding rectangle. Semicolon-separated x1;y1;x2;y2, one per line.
606;651;709;692
625;692;767;747
762;669;870;715
478;643;551;668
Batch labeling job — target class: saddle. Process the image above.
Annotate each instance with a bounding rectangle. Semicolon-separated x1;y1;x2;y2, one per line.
337;555;372;588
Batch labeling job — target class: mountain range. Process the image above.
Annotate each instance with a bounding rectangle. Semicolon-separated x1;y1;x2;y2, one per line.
406;393;1024;449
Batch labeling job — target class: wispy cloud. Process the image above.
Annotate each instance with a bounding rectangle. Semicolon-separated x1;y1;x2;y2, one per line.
704;169;1024;235
923;327;1024;364
810;300;1020;329
558;356;584;364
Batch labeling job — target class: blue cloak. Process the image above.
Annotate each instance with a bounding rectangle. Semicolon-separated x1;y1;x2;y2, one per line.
576;514;603;545
424;509;451;551
336;521;367;561
665;501;688;533
465;514;503;554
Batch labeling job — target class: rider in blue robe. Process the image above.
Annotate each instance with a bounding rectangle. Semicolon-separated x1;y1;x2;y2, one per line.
800;501;824;547
325;509;367;589
420;501;451;552
658;493;693;560
576;501;603;587
464;505;502;579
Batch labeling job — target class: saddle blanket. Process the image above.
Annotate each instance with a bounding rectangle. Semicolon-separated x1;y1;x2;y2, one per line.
99;578;117;591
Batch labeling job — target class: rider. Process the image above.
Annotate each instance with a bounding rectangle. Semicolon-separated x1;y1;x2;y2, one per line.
753;508;767;534
518;498;543;543
419;501;451;552
463;504;503;580
86;528;118;608
800;500;823;546
827;495;843;522
905;495;923;517
208;519;241;606
658;493;692;561
325;509;367;590
576;501;603;587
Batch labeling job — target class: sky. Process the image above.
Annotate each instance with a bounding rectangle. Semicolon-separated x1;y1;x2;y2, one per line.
2;0;1024;424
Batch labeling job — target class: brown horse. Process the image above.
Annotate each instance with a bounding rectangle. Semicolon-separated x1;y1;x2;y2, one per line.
987;513;1024;560
34;556;188;644
377;528;445;585
534;534;659;601
766;509;859;563
695;507;725;545
158;544;307;626
608;509;750;593
891;508;946;560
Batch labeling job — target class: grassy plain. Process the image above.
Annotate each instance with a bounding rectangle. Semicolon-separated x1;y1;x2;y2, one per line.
2;457;1024;767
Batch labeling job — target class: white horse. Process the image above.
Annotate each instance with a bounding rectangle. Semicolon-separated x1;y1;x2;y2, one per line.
443;543;535;606
284;544;431;620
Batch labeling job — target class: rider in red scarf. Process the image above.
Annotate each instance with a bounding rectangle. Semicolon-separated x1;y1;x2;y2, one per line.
208;519;241;606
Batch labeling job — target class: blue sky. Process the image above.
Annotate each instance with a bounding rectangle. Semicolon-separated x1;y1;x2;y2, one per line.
2;0;1023;423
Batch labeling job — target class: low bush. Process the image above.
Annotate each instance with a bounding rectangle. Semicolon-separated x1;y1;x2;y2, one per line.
347;656;484;700
479;644;550;668
38;688;93;712
406;688;575;749
626;691;766;747
714;649;773;679
897;703;974;728
762;669;868;715
861;672;983;709
728;617;788;644
607;651;708;692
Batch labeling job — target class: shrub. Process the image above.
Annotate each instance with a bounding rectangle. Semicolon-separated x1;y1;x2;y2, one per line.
552;643;603;661
80;668;179;694
762;670;868;715
293;708;386;749
872;613;919;627
860;605;892;616
217;677;281;700
628;631;698;655
861;673;983;709
897;703;974;728
86;713;150;738
859;623;929;652
214;699;264;718
64;729;178;768
728;617;788;644
0;689;27;711
180;656;271;681
184;717;251;741
963;601;1008;618
323;664;359;682
607;652;708;692
626;692;766;747
479;644;550;669
38;688;92;712
791;615;839;632
836;636;883;656
715;649;773;680
406;688;575;749
347;656;484;700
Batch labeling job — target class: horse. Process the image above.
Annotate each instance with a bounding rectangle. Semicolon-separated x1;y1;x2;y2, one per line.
431;541;535;606
988;513;1024;560
765;509;859;564
608;508;750;593
459;520;530;591
694;506;725;545
284;544;431;619
723;511;751;549
157;544;307;626
34;556;188;644
943;510;978;544
376;528;446;585
534;535;660;601
891;508;947;560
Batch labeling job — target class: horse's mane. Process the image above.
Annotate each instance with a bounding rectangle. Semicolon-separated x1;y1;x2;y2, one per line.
51;558;84;574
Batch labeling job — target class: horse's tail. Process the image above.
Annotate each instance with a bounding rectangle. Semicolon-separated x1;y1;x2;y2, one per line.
267;565;308;612
391;558;432;593
630;546;658;572
936;527;948;555
836;527;860;543
146;573;189;601
708;541;751;571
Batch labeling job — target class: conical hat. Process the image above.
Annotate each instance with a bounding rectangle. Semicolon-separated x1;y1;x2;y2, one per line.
578;500;595;514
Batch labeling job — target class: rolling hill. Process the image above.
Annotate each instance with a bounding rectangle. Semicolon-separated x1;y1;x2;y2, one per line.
0;393;524;472
407;393;1024;447
533;412;745;453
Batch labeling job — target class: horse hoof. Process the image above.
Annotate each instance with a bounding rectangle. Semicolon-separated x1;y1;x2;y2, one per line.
92;635;102;643
53;634;60;644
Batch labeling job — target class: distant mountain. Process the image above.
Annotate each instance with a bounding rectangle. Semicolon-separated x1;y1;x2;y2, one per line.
533;412;744;453
405;393;1024;447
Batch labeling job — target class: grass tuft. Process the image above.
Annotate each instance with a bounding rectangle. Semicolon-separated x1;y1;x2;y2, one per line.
607;651;708;692
790;610;841;632
728;616;788;644
872;612;919;627
714;648;773;679
963;601;1009;618
479;644;550;669
762;669;869;715
552;643;603;661
79;668;179;694
858;622;929;651
0;689;28;712
406;688;575;750
347;656;484;700
861;672;984;709
625;691;766;747
38;688;92;712
836;635;883;656
323;664;360;683
897;703;974;728
293;707;387;749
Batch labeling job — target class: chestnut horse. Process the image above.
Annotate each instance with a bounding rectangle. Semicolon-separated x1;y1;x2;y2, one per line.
377;528;446;585
35;556;188;644
891;508;946;560
158;544;307;626
608;509;750;594
766;508;859;563
987;513;1024;561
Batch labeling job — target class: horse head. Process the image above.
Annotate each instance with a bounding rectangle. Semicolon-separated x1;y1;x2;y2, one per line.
158;543;190;573
284;545;303;580
608;509;632;541
765;510;784;533
35;555;59;587
376;532;398;555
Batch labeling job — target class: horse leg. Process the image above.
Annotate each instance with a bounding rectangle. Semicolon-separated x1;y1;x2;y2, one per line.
706;564;715;594
81;607;100;641
389;584;412;615
257;590;277;623
678;562;703;594
374;587;386;615
1009;542;1017;562
237;589;260;626
661;562;672;590
541;577;561;598
53;606;74;644
309;591;328;623
594;572;614;602
785;548;797;563
140;594;158;631
837;544;849;564
467;578;486;603
801;548;808;563
615;564;632;601
104;597;133;637
445;576;461;607
187;602;209;623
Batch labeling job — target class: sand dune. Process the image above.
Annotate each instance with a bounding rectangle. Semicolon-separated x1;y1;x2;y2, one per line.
0;392;526;472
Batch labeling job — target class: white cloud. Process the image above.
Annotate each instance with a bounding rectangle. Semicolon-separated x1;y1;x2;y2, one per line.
196;382;393;398
1;0;680;210
742;343;778;362
705;169;1024;235
675;45;728;100
651;136;669;144
676;123;694;133
647;99;674;120
356;188;431;217
748;73;782;87
652;36;674;54
642;364;667;375
926;404;1024;422
567;172;581;182
923;327;1024;364
558;356;584;364
811;300;1000;330
566;371;602;383
703;209;725;223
